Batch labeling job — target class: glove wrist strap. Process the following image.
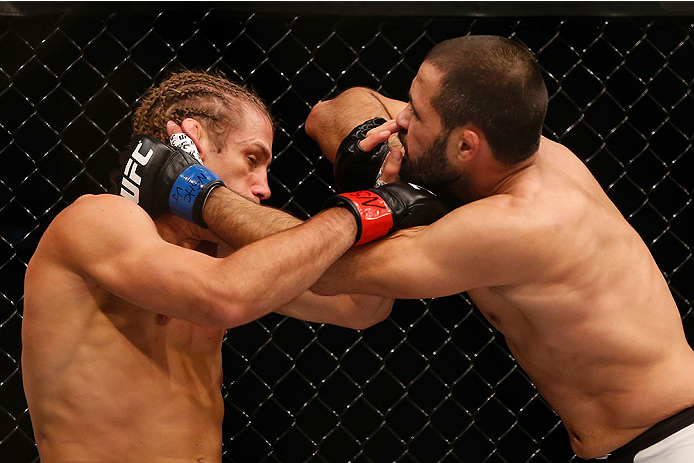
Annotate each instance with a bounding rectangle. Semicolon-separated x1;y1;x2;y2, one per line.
334;191;394;246
168;164;224;228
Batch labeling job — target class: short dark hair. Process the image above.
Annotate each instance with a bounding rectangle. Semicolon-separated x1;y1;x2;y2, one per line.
425;35;548;165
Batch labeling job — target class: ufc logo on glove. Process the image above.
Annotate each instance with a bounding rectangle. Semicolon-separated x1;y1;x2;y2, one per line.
120;141;154;204
118;134;224;228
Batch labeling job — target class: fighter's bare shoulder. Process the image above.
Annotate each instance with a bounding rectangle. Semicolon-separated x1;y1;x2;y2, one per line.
54;194;155;234
420;191;561;289
36;194;156;268
69;192;149;216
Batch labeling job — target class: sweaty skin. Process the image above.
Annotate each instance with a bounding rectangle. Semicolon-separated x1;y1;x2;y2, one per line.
22;107;392;462
307;68;694;459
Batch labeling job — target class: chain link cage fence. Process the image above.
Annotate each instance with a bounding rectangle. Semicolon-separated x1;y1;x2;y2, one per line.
1;2;693;462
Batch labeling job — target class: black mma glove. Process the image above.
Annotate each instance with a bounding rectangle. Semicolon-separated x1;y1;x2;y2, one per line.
119;135;224;228
324;182;448;246
334;117;391;192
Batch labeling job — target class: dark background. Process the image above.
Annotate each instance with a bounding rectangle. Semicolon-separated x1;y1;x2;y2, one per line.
1;2;693;462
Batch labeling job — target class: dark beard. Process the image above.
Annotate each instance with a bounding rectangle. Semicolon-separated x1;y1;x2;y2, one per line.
400;129;461;192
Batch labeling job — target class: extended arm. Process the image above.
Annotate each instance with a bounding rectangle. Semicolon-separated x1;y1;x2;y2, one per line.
201;180;454;326
203;188;397;329
54;194;357;329
311;198;532;299
117;132;396;329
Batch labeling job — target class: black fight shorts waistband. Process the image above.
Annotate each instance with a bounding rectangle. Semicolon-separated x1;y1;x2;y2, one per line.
587;404;694;462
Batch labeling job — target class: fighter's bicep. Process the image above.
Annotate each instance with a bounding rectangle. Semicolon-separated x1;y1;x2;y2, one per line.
55;195;218;317
370;206;523;298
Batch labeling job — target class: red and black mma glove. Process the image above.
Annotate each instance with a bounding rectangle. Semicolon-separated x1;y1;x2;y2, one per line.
119;135;224;228
324;183;449;246
334;117;391;192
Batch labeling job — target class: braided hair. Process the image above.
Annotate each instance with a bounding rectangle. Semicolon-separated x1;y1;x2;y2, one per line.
110;71;272;193
132;71;273;151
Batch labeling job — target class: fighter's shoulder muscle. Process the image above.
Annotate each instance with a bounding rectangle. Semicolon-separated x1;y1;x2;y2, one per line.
68;193;152;219
35;194;157;269
418;194;552;287
55;193;154;234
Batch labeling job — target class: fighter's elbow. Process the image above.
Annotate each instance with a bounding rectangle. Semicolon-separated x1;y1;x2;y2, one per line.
310;278;336;297
348;312;387;331
202;289;263;329
344;297;394;330
305;101;329;141
213;301;259;329
368;299;394;328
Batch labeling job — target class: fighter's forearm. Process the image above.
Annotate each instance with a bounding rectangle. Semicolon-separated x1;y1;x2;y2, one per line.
310;248;368;296
310;229;421;299
209;205;359;325
203;188;303;249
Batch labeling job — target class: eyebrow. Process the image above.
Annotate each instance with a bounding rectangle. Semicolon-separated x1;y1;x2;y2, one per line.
250;142;272;165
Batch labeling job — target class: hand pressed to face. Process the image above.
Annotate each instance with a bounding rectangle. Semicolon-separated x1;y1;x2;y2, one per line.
355;118;404;185
169;107;273;204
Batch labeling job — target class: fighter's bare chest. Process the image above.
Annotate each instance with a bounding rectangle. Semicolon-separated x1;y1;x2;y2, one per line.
97;290;224;355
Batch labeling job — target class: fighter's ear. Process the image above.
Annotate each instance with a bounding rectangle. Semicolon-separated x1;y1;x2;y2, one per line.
167;118;207;162
455;126;479;163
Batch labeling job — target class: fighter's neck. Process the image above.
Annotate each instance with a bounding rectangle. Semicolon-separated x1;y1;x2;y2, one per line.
454;151;539;203
488;153;539;197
